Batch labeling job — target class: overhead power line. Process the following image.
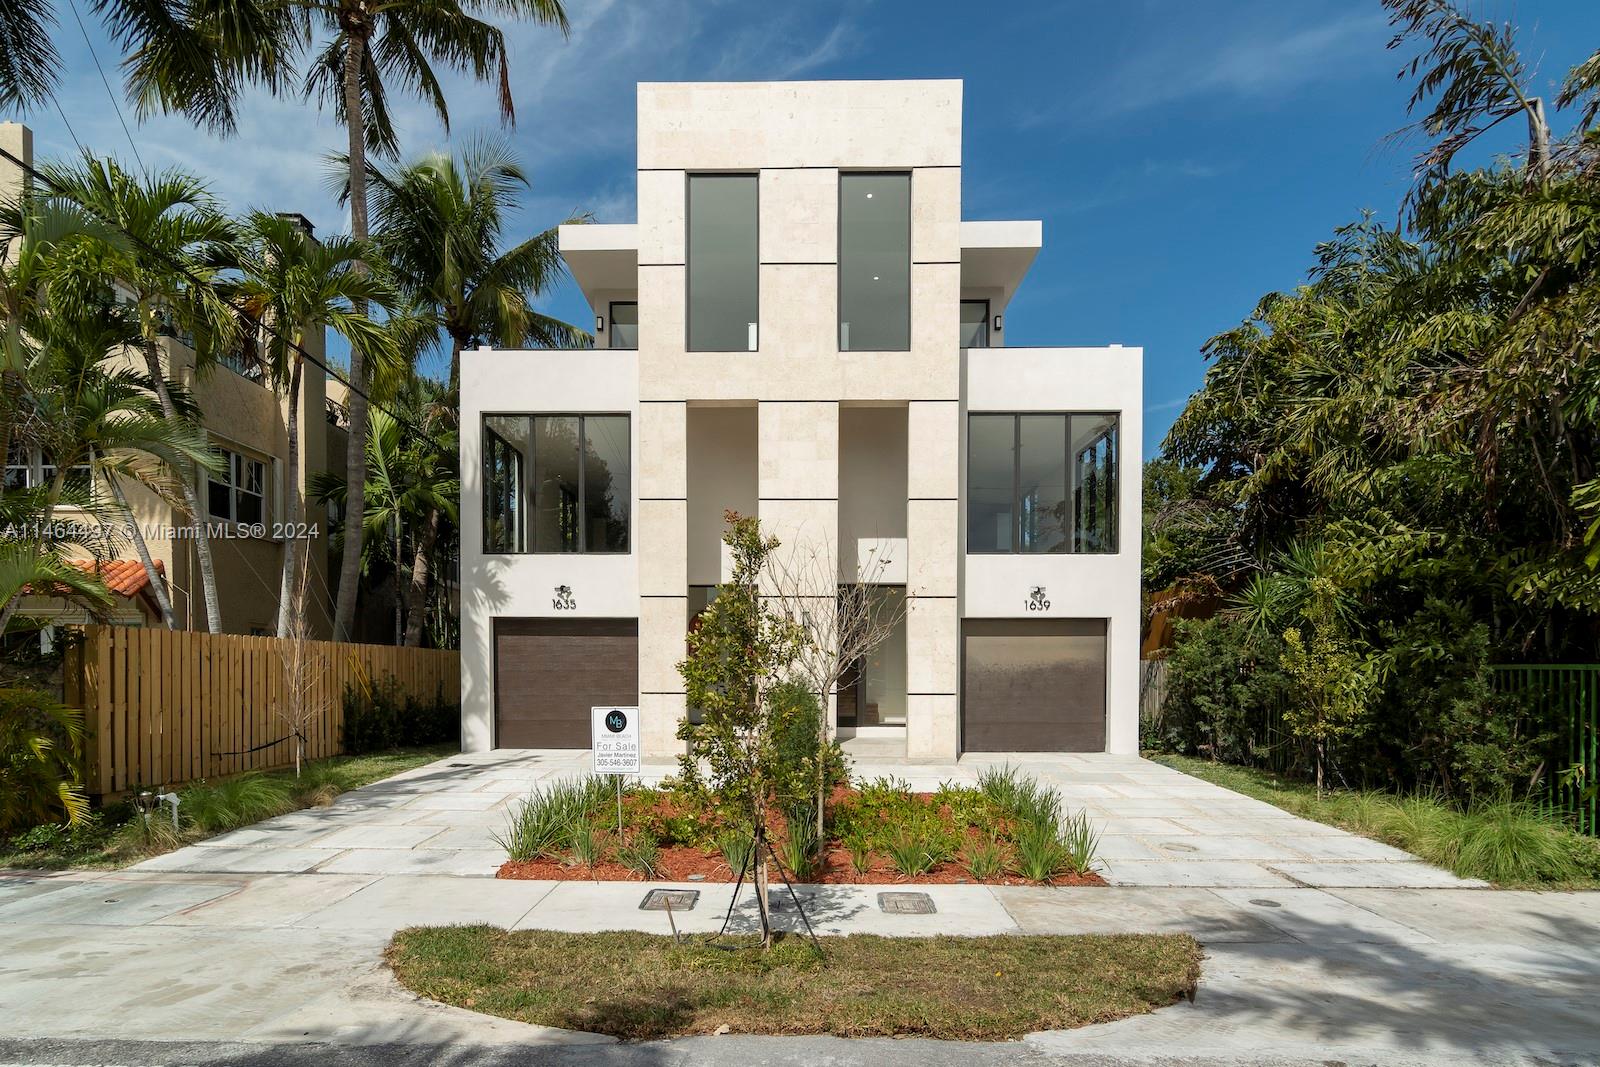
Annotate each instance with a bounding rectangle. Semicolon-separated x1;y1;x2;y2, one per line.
66;0;147;175
0;143;451;456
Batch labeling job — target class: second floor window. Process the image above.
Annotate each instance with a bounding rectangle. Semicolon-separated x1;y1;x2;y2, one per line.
960;300;990;348
483;414;631;554
839;172;910;351
208;448;266;525
608;302;638;349
687;174;758;351
967;413;1119;554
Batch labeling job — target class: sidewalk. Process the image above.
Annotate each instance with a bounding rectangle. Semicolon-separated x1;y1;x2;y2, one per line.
4;864;1599;1064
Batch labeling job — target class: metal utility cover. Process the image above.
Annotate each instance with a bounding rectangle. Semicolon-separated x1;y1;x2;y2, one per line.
640;889;699;912
877;891;936;914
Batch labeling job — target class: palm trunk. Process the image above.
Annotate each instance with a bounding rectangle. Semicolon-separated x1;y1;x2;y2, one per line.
393;517;403;645
403;508;439;647
1526;97;1550;183
275;354;304;638
139;336;221;632
333;23;372;643
106;473;176;629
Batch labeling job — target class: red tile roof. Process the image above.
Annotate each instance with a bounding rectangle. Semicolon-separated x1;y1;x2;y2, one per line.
25;559;165;598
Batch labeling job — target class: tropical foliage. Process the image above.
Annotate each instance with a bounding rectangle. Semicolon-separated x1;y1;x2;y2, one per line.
1149;0;1600;805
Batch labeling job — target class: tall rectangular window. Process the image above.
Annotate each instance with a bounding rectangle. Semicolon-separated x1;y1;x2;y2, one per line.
839;173;910;351
208;448;266;525
608;301;638;349
687;174;758;351
966;413;1119;554
481;414;631;554
960;299;990;347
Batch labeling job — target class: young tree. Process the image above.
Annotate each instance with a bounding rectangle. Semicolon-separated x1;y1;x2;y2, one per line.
765;538;904;859
1280;578;1372;796
275;552;323;776
676;512;805;948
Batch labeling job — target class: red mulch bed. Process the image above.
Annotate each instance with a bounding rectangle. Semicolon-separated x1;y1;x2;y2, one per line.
497;849;1106;886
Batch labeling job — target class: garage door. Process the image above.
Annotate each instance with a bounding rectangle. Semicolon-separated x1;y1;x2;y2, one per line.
493;618;638;748
961;619;1107;752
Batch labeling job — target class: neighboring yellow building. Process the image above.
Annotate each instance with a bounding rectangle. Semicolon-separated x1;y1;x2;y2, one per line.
4;120;337;638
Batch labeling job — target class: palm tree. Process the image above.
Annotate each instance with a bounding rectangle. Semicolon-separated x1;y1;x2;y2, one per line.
98;0;572;641
0;0;60;110
8;300;221;632
368;138;587;389
36;155;239;632
313;380;457;646
231;211;397;637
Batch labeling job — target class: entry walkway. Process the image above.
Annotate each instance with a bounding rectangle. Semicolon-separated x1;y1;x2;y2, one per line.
123;749;1483;889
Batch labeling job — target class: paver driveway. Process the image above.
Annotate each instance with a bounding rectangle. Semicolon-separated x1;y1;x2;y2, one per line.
128;749;1483;889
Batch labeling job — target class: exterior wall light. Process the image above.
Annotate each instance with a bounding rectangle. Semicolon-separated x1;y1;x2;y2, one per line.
993;314;1003;333
595;314;605;334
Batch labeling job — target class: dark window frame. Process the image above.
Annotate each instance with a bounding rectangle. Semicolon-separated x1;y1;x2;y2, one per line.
607;301;638;350
837;171;913;353
479;412;632;556
960;298;991;348
686;172;760;353
965;411;1120;555
207;446;267;525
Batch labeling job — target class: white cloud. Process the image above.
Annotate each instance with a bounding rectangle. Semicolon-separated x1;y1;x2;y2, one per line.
1017;9;1388;129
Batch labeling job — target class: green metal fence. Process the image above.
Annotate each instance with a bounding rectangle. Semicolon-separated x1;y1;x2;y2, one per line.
1494;665;1600;836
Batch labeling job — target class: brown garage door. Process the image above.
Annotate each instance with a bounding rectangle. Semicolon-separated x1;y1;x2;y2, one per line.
493;618;639;748
962;619;1107;752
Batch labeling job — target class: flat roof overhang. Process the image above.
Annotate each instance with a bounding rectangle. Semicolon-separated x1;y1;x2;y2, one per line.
559;223;638;300
960;220;1042;307
558;218;1041;306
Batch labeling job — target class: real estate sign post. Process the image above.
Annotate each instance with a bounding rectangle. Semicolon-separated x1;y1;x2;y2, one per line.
593;706;640;834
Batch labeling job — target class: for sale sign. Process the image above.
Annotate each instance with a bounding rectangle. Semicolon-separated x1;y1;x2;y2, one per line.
591;705;640;774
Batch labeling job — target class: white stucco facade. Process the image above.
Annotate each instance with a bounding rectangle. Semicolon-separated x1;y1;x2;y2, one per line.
460;80;1144;760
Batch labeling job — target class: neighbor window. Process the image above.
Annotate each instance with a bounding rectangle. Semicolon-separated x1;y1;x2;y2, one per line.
481;414;630;554
5;444;92;495
687;174;758;351
967;413;1118;553
208;448;266;525
608;301;638;349
960;300;990;348
839;173;911;351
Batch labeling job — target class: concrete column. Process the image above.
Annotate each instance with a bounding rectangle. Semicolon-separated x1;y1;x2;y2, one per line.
637;400;688;759
758;400;839;725
906;399;961;759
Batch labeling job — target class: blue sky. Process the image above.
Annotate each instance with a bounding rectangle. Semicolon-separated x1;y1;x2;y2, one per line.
16;0;1600;457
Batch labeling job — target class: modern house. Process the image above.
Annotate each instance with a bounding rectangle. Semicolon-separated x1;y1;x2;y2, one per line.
2;120;337;638
460;80;1142;760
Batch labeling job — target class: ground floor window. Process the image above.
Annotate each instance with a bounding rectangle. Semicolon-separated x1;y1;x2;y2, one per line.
837;587;907;728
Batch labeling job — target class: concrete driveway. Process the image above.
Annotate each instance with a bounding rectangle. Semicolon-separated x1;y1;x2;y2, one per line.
125;749;1483;889
2;750;1593;1066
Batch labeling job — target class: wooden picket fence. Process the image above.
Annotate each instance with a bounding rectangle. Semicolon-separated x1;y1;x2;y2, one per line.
63;624;459;798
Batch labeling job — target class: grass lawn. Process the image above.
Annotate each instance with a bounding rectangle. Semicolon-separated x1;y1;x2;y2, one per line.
386;926;1201;1040
0;744;456;871
1150;753;1600;890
